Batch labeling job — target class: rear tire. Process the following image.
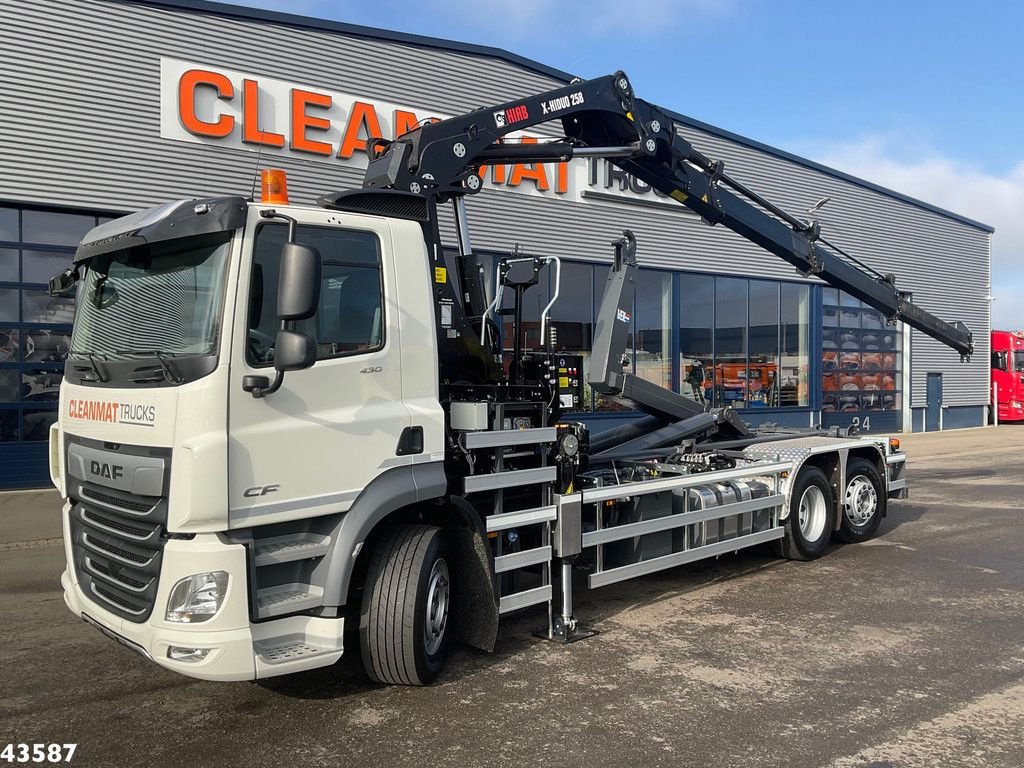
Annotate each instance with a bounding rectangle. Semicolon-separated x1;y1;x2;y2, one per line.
836;458;885;543
359;525;452;686
776;466;834;561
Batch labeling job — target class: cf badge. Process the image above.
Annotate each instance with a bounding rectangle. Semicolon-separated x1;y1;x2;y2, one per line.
243;484;280;497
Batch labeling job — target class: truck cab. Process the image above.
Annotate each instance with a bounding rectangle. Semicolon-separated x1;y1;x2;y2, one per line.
991;330;1024;422
51;193;447;680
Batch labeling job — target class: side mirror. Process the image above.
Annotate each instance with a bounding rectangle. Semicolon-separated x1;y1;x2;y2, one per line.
274;329;317;372
48;267;78;297
277;243;321;320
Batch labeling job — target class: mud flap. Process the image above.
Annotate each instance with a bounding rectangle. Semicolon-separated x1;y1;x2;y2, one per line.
450;526;499;652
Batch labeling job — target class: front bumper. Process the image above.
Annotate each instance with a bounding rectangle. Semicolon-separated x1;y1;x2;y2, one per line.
61;506;343;681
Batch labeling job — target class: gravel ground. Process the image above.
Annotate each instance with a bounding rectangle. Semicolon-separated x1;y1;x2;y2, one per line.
1;426;1021;767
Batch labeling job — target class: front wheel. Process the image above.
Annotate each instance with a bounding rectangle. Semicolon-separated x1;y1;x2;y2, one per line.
359;525;452;685
776;466;834;561
836;458;885;543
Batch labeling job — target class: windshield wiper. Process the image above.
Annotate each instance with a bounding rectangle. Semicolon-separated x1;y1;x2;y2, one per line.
68;350;109;383
115;350;183;384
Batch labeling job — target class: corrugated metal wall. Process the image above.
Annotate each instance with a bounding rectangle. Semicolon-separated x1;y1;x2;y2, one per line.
0;0;991;408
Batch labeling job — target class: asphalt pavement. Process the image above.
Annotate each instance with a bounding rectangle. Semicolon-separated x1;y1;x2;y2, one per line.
1;426;1022;767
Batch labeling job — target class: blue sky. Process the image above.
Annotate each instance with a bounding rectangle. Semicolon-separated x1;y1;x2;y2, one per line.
227;0;1022;328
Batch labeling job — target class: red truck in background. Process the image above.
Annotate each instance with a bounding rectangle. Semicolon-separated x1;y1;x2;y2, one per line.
991;330;1024;422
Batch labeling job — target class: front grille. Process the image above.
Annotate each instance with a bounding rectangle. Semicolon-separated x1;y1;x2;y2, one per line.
85;557;149;590
83;533;152;565
81;508;158;540
79;486;154;515
70;478;167;623
92;582;148;616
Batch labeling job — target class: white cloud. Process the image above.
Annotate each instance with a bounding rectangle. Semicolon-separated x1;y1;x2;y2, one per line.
793;135;1024;331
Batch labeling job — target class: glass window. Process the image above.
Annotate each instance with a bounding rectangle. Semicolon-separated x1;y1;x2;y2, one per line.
633;270;672;391
22;210;95;247
22;249;73;285
0;208;17;243
22;328;71;362
21;368;62;402
680;274;713;404
0;328;18;363
0;290;18;323
823;290;900;415
70;233;230;359
748;280;779;407
0;368;19;401
546;262;595;410
714;277;747;408
21;408;57;442
22;290;75;324
0;248;17;282
549;262;594;353
992;351;1008;372
248;224;384;365
0;409;18;442
781;283;809;406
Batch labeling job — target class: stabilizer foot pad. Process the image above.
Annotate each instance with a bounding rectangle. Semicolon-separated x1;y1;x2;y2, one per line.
532;616;598;644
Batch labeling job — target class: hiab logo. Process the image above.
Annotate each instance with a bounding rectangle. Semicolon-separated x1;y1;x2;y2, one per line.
68;399;157;428
494;104;529;128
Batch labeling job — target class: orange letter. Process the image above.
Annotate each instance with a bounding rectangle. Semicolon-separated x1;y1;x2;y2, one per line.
242;79;284;147
394;109;421;138
556;161;568;194
178;69;235;138
339;101;383;158
290;89;333;156
508;136;549;191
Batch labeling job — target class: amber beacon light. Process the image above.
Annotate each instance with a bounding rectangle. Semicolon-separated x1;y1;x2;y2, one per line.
260;168;290;204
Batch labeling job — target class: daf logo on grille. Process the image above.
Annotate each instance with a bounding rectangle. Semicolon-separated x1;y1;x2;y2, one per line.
90;460;124;481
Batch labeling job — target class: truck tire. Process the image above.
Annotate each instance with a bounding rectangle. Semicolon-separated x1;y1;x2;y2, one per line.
775;466;833;561
836;458;885;543
359;525;452;686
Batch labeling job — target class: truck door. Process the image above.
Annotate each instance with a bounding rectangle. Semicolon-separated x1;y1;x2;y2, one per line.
226;211;410;527
925;372;942;432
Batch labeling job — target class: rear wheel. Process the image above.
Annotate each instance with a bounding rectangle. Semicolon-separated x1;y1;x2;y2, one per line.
836;458;885;543
776;466;834;561
359;525;452;685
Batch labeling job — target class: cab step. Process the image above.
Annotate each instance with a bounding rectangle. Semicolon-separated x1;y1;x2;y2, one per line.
254;533;331;567
254;638;338;665
256;584;324;618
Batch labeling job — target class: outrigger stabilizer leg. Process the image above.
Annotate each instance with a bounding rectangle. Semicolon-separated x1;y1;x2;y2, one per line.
535;494;597;644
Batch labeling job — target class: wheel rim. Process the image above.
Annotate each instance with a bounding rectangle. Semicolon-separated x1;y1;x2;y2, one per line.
844;475;878;527
424;558;450;656
797;485;827;542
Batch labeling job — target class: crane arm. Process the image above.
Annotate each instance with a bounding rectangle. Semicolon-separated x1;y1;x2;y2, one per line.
361;71;973;359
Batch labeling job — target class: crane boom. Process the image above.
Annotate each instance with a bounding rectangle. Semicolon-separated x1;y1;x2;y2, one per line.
362;71;973;359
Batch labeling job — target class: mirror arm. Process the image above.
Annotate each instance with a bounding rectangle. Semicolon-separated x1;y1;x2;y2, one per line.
245;370;284;398
249;211;295;398
259;208;297;241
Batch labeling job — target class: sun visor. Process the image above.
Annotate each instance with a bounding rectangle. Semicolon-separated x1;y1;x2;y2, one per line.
74;196;248;262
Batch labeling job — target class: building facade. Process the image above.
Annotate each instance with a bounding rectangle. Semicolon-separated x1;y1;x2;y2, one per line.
0;0;993;487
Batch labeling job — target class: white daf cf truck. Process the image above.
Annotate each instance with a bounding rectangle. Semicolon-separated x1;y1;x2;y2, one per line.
47;72;970;685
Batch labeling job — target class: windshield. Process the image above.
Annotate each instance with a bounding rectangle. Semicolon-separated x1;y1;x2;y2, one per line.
70;232;232;360
1016;351;1024;373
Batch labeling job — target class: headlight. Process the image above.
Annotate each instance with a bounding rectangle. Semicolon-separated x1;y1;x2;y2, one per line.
165;571;229;623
